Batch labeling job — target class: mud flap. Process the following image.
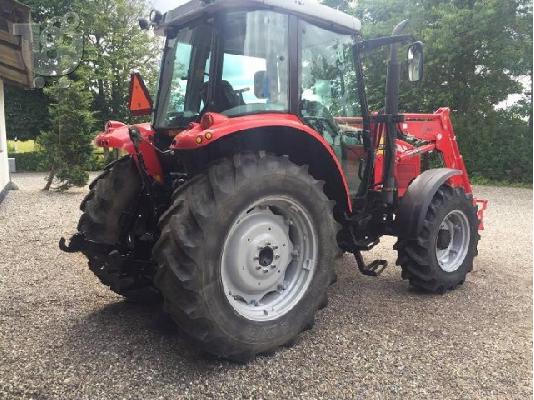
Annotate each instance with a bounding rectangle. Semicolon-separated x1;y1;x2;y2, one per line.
396;168;463;239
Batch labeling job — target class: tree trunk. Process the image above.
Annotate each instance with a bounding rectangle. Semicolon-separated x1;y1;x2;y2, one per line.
529;69;533;133
103;147;110;163
43;168;55;191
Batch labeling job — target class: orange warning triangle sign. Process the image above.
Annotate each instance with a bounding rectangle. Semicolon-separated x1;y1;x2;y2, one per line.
128;73;153;116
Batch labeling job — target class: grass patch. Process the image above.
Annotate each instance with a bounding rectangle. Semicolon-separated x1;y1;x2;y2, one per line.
7;140;36;153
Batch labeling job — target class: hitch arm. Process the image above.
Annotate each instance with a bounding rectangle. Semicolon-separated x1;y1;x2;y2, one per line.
354;250;388;277
59;233;114;255
59;234;85;253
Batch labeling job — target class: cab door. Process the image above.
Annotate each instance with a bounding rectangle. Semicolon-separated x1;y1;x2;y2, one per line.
297;19;365;195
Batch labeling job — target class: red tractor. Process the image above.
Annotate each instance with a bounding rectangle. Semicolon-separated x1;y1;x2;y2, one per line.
61;0;487;361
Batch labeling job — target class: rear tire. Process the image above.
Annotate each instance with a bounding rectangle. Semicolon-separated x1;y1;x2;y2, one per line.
153;153;338;361
78;157;160;303
395;185;479;293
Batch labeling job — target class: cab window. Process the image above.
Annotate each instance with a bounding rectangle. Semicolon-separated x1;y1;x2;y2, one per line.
217;10;289;116
299;21;363;195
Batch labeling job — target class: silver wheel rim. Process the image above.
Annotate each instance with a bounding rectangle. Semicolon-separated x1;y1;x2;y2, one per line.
435;210;470;273
221;196;317;322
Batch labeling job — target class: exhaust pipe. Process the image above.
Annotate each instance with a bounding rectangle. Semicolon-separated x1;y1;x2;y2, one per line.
382;20;408;205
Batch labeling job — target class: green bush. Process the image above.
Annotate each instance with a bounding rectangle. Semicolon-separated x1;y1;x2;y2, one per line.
10;152;47;172
87;153;106;171
455;110;532;185
11;151;106;172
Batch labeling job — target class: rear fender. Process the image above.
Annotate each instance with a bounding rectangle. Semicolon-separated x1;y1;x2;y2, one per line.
171;113;352;212
396;168;462;239
95;121;163;181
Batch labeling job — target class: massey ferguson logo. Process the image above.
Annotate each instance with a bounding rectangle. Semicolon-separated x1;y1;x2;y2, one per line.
13;11;84;88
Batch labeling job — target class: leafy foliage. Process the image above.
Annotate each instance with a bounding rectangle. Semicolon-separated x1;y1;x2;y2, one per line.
9;152;47;172
78;0;161;128
10;150;106;172
11;0;160;189
5;86;51;141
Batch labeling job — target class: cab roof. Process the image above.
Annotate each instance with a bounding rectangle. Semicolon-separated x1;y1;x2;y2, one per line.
158;0;361;35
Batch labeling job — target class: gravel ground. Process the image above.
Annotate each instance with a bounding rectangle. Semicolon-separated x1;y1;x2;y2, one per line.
0;173;531;400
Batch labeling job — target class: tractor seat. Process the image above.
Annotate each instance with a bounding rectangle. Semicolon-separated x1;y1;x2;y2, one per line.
201;80;244;113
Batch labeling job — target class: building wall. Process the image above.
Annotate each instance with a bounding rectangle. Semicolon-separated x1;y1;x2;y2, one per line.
0;79;9;195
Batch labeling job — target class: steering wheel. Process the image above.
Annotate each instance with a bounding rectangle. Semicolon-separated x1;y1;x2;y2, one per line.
300;100;339;135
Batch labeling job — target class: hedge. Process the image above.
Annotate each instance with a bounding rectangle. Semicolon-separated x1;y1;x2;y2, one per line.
9;152;106;172
9;152;47;172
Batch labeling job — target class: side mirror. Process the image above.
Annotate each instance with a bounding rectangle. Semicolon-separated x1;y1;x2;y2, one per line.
128;73;153;116
408;41;424;82
254;71;268;99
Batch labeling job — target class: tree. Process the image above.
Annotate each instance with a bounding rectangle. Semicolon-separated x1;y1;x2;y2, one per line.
38;77;95;190
14;0;160;183
5;86;51;141
78;0;161;129
324;0;533;183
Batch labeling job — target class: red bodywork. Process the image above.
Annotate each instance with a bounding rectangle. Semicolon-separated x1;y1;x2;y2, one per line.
95;121;163;182
94;108;487;227
170;112;353;211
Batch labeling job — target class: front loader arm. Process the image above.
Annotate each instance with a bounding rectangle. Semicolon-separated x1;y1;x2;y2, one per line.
396;107;488;229
397;108;472;193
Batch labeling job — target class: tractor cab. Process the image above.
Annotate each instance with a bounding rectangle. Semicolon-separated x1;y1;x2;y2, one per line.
138;0;366;193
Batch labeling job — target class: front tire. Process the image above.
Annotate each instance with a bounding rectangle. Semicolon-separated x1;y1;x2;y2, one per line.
153;153;338;361
395;185;479;293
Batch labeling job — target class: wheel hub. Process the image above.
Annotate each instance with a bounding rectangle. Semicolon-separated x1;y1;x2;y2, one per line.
435;210;470;273
258;246;274;267
223;207;293;305
221;197;317;321
437;229;452;249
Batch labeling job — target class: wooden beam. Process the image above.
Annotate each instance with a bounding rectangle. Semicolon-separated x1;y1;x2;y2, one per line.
0;43;26;71
0;63;29;87
0;29;20;47
0;0;33;88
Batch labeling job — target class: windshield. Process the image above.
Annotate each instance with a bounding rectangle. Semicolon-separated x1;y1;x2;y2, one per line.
155;11;289;128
